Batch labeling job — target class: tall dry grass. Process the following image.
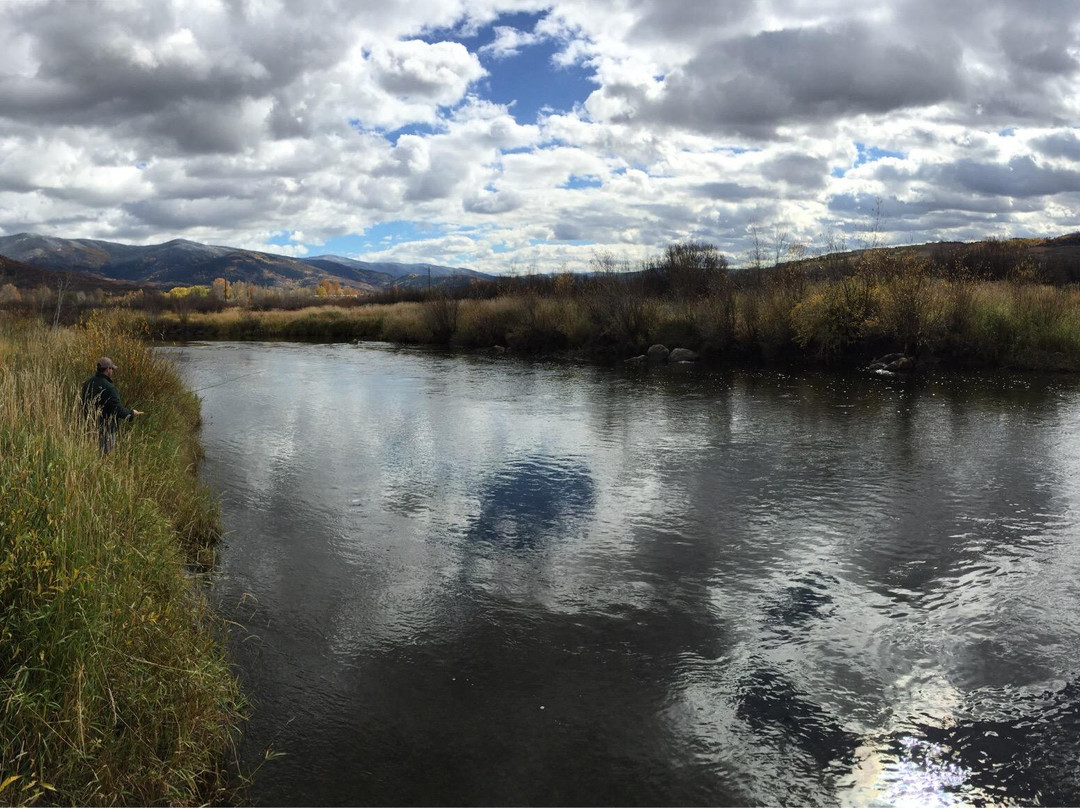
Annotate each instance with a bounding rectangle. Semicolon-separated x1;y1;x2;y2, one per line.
0;313;243;805
127;259;1080;371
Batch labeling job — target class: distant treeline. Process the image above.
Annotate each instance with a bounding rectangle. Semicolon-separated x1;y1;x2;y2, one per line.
6;235;1080;371
86;239;1080;372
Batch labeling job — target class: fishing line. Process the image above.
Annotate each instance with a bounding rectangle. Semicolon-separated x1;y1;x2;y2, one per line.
191;370;264;393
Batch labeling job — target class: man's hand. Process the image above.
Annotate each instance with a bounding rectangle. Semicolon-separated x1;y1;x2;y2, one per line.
133;409;145;416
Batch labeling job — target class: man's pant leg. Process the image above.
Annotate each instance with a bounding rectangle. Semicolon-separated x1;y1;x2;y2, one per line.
99;424;117;454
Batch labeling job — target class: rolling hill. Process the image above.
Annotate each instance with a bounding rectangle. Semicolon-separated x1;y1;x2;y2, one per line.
0;233;490;291
0;251;145;293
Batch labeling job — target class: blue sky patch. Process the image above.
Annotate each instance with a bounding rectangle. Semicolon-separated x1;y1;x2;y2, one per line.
422;10;596;125
296;221;443;257
562;175;603;190
854;142;906;166
385;122;443;144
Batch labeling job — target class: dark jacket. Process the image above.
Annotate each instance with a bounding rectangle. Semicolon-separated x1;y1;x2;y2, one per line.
81;372;133;428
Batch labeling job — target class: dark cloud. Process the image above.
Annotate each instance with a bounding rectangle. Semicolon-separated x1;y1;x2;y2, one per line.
997;24;1078;77
695;181;763;201
123;197;262;230
553;220;585;240
0;0;482;155
827;186;1052;226
404;166;467;202
939;156;1080;198
145;101;266;155
626;0;755;44
605;22;961;135
5;2;280;123
1033;132;1080;162
761;154;830;190
588;0;1080;136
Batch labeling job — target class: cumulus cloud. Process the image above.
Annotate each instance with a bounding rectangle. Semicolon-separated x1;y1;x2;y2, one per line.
937;156;1080;199
464;188;525;214
590;22;962;137
1;0;1079;271
481;25;545;59
369;40;485;104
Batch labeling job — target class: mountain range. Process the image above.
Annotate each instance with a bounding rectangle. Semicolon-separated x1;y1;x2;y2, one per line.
0;233;491;292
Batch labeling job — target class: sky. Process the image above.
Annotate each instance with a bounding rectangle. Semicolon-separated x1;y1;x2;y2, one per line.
0;0;1078;273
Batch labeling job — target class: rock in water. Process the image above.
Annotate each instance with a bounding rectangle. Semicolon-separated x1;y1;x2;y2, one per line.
668;347;699;362
647;344;670;363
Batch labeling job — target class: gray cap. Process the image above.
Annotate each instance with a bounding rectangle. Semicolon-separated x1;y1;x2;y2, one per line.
97;357;117;371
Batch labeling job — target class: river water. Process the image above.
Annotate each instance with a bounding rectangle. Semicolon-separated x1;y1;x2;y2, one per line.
163;341;1080;806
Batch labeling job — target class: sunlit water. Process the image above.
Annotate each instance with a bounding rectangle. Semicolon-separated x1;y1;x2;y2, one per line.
162;341;1080;806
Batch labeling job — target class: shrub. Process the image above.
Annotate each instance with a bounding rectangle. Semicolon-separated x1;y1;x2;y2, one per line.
422;293;460;345
792;274;875;359
648;241;729;299
874;251;939;355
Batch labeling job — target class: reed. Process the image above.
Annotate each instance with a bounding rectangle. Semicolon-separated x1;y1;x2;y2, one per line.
129;269;1080;371
0;313;243;805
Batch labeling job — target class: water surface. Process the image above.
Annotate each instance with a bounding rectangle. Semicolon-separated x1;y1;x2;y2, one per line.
164;342;1080;806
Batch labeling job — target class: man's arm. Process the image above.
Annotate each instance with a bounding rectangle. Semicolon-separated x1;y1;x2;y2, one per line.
100;384;135;422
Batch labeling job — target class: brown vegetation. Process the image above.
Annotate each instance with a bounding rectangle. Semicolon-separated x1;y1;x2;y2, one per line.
8;235;1080;371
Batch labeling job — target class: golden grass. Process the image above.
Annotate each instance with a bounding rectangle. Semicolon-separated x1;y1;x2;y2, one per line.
0;314;243;805
129;267;1080;370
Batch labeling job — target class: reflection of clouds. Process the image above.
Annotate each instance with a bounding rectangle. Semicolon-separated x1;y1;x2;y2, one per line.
168;344;1080;805
647;371;1080;803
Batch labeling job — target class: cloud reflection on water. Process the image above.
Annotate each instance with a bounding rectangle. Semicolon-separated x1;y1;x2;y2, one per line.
163;343;1080;806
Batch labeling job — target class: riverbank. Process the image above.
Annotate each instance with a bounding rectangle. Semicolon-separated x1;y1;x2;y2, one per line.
0;314;243;805
132;270;1080;372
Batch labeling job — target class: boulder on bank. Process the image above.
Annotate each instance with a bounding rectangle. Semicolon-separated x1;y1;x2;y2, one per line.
624;354;647;366
668;348;699;363
647;344;670;363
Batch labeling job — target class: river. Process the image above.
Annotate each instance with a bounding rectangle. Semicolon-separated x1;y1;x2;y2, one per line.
163;341;1080;806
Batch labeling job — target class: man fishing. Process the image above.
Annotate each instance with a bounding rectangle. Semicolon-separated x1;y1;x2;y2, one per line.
81;356;143;454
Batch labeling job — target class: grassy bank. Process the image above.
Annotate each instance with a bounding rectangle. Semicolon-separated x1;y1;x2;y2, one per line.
134;253;1080;372
0;314;242;805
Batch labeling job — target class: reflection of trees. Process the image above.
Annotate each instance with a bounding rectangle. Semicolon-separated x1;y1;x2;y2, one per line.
321;592;743;806
734;660;859;770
